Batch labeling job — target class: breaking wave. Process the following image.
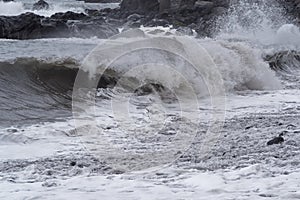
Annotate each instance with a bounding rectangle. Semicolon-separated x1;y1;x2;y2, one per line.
0;57;79;126
265;50;300;72
80;32;281;98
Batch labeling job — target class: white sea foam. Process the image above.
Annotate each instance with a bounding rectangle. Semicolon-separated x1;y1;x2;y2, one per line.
276;24;300;46
0;1;85;16
200;39;282;91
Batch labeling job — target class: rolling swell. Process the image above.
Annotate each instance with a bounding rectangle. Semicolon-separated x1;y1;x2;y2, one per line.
0;57;122;127
0;57;79;127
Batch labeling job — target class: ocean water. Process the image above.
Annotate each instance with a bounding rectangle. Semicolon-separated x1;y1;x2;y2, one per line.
0;0;300;199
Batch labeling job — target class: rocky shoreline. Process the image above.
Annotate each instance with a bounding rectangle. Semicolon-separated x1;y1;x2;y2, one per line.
0;0;299;39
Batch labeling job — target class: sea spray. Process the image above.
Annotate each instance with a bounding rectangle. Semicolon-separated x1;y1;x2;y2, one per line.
0;1;24;16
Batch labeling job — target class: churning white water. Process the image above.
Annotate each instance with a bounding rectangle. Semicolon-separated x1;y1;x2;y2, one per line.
80;31;281;99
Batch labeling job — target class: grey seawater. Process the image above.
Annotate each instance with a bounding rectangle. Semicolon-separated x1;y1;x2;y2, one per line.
0;38;99;127
0;0;300;179
0;38;98;61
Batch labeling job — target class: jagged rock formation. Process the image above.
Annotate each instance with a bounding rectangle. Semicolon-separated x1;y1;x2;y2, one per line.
0;12;118;39
1;0;299;39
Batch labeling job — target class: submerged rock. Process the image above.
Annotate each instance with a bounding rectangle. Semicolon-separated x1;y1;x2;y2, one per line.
33;0;50;11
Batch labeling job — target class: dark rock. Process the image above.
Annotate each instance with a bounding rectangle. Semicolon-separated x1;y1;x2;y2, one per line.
267;134;284;145
33;0;50;11
86;8;113;17
40;18;70;38
50;11;89;21
77;163;84;168
84;0;120;2
0;13;44;39
70;161;77;166
0;0;231;39
160;0;171;13
180;0;197;7
0;12;118;39
120;0;159;14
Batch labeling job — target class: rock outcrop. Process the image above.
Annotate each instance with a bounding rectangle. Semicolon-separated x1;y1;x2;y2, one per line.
0;0;231;39
120;0;160;14
267;133;284;145
4;0;300;40
0;12;118;39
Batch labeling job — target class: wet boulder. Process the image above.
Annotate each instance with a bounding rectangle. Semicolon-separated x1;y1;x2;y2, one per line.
120;0;159;14
50;11;89;21
0;13;44;39
33;0;50;10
